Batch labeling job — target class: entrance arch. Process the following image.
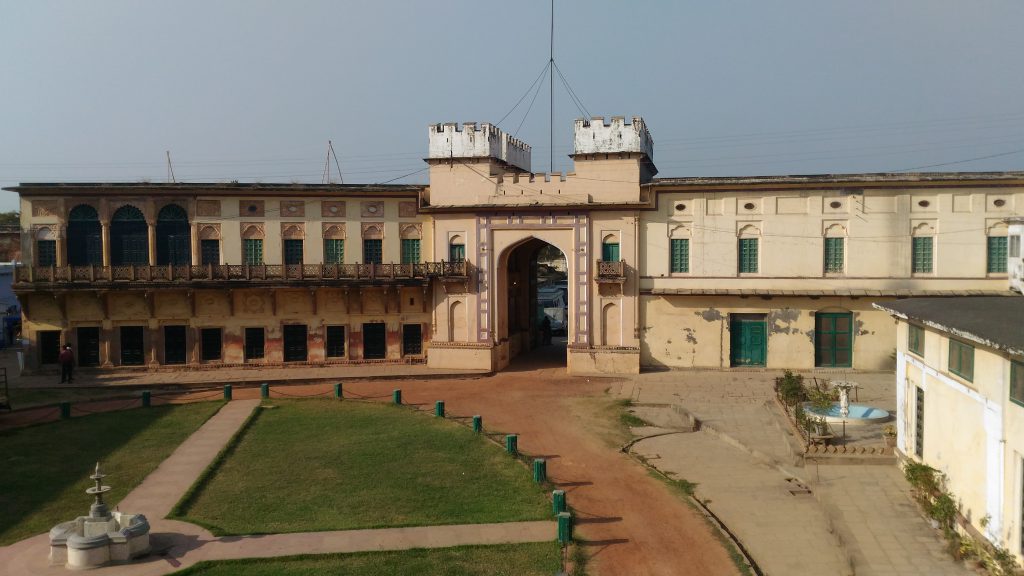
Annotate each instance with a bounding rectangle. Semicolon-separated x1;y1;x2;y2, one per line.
495;236;569;368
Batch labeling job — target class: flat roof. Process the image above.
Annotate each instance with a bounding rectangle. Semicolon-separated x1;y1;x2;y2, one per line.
4;182;423;196
872;296;1024;357
652;171;1024;189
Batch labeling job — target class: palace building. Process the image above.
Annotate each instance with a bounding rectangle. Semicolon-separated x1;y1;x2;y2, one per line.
9;117;1023;375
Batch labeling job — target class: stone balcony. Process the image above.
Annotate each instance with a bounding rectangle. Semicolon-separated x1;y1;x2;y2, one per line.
15;261;468;289
596;260;626;284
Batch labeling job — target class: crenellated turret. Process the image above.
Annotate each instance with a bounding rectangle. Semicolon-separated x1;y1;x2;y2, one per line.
573;116;654;161
427;122;531;172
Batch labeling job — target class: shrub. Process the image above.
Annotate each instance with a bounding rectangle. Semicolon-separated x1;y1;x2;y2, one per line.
774;371;806;406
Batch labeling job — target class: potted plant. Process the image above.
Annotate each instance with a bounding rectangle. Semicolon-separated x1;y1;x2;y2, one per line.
883;424;897;447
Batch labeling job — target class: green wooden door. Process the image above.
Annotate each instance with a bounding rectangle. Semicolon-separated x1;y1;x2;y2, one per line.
730;315;766;366
815;313;853;367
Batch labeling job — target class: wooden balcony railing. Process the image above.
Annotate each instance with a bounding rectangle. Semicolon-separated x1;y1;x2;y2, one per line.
596;260;625;281
15;261;468;286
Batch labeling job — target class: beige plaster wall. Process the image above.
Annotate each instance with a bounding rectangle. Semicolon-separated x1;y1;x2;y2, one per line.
640;295;895;370
643;188;1022;291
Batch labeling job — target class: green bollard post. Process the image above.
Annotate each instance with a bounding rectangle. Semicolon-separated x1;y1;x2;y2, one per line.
334;382;343;399
435;400;445;417
505;434;518;456
260;383;269;399
533;458;547;483
393;389;402;405
223;384;232;400
557;511;573;544
552;490;566;515
472;415;482;433
141;391;151;408
59;402;71;419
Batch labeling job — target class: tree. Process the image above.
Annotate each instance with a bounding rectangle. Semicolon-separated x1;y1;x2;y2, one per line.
0;212;19;226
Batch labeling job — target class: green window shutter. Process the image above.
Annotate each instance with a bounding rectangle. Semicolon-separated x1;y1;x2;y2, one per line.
401;239;420;264
912;237;933;273
908;324;924;356
283;239;303;264
1010;361;1024;407
824;237;844;273
200;239;220;265
244;239;264;265
602;243;620;261
987;236;1007;273
363;239;383;264
670;239;689;273
449;244;465;262
741;237;757;272
324;239;344;264
37;240;57;266
948;339;974;382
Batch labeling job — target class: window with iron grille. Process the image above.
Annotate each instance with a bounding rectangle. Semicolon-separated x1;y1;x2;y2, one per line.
670;239;689;273
1010;360;1024;408
915;386;925;458
244;327;264;361
283;239;303;265
324;239;344;264
912;237;933;273
200;239;220;265
449;243;465;262
988;236;1008;273
908;324;924;357
201;328;222;362
1010;235;1021;258
948;339;974;382
325;326;346;358
363;239;383;264
824;237;844;273
37;240;56;266
738;238;758;273
244;239;263;265
401;239;420;264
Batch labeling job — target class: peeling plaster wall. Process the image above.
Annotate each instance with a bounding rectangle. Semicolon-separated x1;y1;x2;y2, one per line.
640;295;895;370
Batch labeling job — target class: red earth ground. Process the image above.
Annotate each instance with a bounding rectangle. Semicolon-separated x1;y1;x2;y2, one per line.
2;346;740;576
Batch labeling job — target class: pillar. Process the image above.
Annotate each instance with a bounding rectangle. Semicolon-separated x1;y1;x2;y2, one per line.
101;223;111;266
147;222;157;266
190;222;199;266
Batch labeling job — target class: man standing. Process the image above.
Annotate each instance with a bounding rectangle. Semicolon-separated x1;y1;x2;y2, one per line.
59;345;74;384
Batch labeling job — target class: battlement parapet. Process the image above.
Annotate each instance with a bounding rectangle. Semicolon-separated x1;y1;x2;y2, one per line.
573;116;654;160
428;122;531;172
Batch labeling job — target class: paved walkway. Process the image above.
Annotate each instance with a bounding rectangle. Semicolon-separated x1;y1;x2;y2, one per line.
0;398;555;575
620;370;974;576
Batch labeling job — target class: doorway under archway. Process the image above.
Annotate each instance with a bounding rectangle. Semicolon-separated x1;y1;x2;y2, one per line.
498;238;569;368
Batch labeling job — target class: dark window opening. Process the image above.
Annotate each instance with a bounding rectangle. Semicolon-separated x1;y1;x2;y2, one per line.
120;326;145;366
39;330;61;365
76;327;100;367
402;324;422;356
362;322;386;359
284;239;304;265
283;324;308;362
325;326;346;358
200;328;222;362
156;204;190;265
111;205;149;266
244;328;264;361
363;239;383;264
200;240;220;266
37;240;57;266
67;204;102;266
164;325;187;365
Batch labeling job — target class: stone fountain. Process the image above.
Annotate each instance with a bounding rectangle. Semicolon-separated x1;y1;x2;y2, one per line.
832;380;856;418
48;463;151;570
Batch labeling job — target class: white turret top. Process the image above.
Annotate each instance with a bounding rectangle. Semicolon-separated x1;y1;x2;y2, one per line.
428;122;531;172
573;116;654;160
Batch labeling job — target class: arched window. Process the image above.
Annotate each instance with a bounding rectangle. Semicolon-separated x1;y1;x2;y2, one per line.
400;224;421;264
601;233;620;262
156;204;190;265
823;224;846;274
67;204;101;266
449;235;465;263
110;205;148;266
911;222;935;274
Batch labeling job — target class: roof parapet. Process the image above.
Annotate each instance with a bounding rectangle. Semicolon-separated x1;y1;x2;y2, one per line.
573;116;654;161
427;122;531;172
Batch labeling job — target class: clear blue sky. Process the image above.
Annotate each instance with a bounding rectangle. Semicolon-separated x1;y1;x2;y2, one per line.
2;0;1023;211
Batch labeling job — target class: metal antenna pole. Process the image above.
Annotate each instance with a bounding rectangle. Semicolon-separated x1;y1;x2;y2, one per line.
165;151;176;183
549;0;554;173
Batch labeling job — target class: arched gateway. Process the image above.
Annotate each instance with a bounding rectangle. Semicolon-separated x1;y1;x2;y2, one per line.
423;118;653;375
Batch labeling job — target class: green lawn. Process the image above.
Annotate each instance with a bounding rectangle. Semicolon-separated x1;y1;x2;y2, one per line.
0;402;224;545
172;400;550;535
170;542;562;576
5;387;136;409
